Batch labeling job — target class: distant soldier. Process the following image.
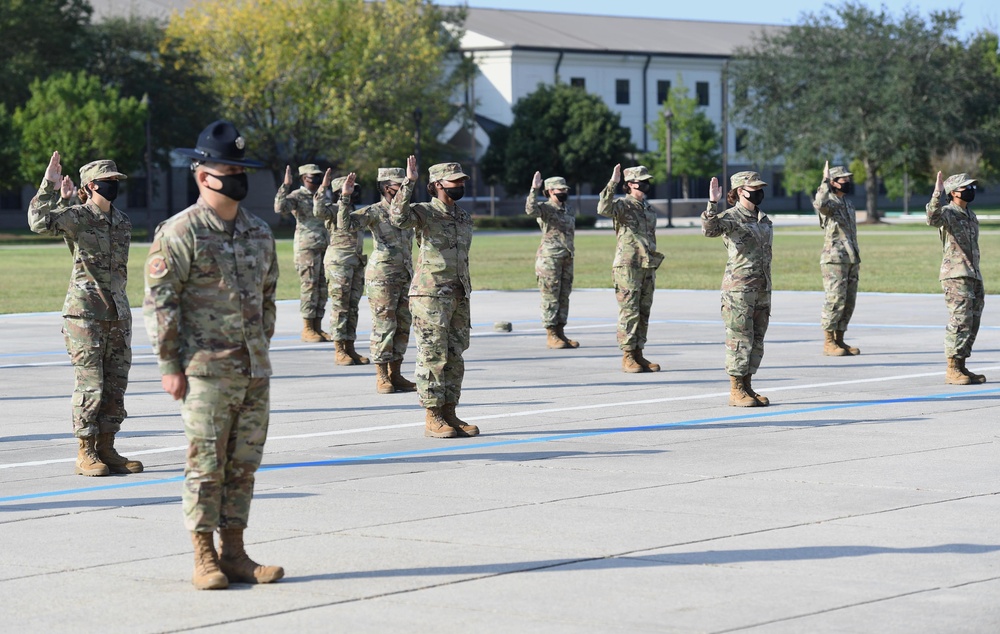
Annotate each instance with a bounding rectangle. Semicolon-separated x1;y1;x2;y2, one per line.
390;155;479;439
702;172;773;408
597;164;663;373
814;161;861;356
314;170;369;366
28;152;142;477
927;171;986;385
275;163;332;343
526;171;578;349
145;120;283;590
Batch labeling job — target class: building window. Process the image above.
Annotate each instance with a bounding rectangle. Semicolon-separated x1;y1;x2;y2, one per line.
696;81;710;106
570;77;585;89
656;80;671;105
616;79;630;105
735;129;749;153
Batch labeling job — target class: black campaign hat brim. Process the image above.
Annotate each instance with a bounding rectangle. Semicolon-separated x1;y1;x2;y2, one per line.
175;148;266;168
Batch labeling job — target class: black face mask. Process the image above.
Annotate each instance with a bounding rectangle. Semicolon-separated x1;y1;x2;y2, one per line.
959;188;976;203
92;180;120;202
744;189;765;206
836;181;854;195
554;192;569;203
305;176;323;187
205;171;249;201
443;185;465;201
635;182;651;194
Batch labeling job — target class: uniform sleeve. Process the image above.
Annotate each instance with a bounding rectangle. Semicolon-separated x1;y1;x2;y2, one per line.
813;182;836;216
262;236;279;341
596;180;619;218
143;230;193;376
389;178;423;229
27;178;81;238
274;183;295;216
313;187;335;220
926;192;945;228
701;201;726;238
525;187;543;218
340;204;372;231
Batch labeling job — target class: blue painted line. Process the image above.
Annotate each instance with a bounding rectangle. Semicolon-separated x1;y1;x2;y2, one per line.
2;387;997;505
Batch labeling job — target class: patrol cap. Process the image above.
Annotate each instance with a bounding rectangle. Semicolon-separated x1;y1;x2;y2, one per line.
175;120;265;168
79;160;128;186
623;166;652;182
731;171;768;189
829;166;852;179
377;167;405;183
331;176;349;191
944;173;977;194
428;162;469;182
298;164;323;176
544;176;568;190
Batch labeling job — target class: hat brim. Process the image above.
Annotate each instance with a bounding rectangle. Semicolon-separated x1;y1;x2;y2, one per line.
300;170;323;176
87;171;128;183
745;179;768;187
438;172;469;182
175;148;266;169
384;176;405;184
627;174;653;182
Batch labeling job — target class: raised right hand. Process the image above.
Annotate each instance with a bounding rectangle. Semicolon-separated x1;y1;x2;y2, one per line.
284;165;293;186
322;168;333;189
934;171;944;195
531;171;542;190
406;155;418;181
709;177;722;203
342;172;356;195
60;176;77;200
823;160;830;183
45;151;62;184
611;163;622;184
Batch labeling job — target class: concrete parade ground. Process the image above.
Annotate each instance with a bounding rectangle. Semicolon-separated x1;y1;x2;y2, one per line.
1;288;998;633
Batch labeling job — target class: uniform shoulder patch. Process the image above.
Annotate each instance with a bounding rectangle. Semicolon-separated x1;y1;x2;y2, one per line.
147;254;169;279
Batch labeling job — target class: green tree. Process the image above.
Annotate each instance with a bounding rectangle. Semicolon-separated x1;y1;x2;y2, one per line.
14;71;147;183
644;83;721;198
164;0;465;185
731;3;965;221
480;82;633;196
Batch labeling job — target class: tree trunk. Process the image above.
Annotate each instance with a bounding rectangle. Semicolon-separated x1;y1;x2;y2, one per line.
681;176;689;200
863;157;882;223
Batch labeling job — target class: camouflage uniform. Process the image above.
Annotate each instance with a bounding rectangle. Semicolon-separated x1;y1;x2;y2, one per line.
597;167;663;351
813;167;860;332
927;174;983;361
389;165;472;409
702;173;773;378
526;176;576;328
28;163;132;439
314;179;366;342
340;168;414;363
144;199;278;533
274;165;328;320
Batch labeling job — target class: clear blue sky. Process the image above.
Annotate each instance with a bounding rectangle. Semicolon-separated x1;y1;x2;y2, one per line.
438;0;998;37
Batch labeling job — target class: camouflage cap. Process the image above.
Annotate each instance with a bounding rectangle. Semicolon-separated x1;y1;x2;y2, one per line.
829;166;852;179
944;173;977;194
731;171;767;189
377;167;405;184
330;176;349;191
544;176;568;190
428;162;469;182
79;160;128;185
298;164;323;176
622;166;652;182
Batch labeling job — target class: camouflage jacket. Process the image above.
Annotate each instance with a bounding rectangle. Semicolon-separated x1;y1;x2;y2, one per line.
813;183;860;264
702;201;773;292
28;178;131;319
926;194;980;281
313;188;364;266
526;188;575;259
389;178;472;297
340;198;414;279
597;180;663;269
143;199;278;378
274;184;328;251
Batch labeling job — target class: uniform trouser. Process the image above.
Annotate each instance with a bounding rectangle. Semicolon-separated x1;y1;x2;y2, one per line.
368;275;412;363
181;375;269;533
537;255;574;328
820;261;860;331
722;290;771;376
295;246;328;319
613;266;655;351
411;294;471;409
326;260;365;341
62;316;132;438
942;277;985;359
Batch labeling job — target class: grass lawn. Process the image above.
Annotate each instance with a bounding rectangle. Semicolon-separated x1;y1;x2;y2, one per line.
1;227;997;314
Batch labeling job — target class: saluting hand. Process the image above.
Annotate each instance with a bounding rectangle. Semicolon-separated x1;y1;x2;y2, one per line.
823;160;830;183
934;171;944;195
284;165;293;187
531;171;542;190
45;151;62;184
322;168;333;189
406;155;418;181
709;177;722;203
342;172;356;196
60;176;77;200
611;163;622;184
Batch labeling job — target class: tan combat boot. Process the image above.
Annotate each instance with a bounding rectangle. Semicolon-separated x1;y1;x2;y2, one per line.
959;358;986;384
375;363;395;394
218;528;284;584
191;531;229;590
556;325;579;348
622;350;644;373
946;357;972;385
312;318;334;342
425;407;457;438
743;374;769;406
388;360;417;392
75;436;109;477
546;327;569;349
635;349;661;372
301;318;324;343
97;432;143;474
334;341;355;366
729;375;758;407
345;340;370;365
836;330;860;355
823;330;847;356
441;403;480;437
